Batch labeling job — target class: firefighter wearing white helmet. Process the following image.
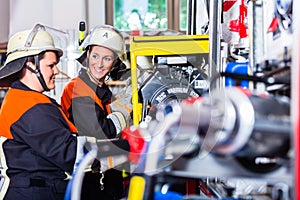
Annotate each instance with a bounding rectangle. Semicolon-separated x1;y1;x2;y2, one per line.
77;25;129;81
61;24;132;200
0;24;63;91
0;24;93;200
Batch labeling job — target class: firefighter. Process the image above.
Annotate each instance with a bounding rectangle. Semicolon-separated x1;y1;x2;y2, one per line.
60;25;132;200
0;24;92;199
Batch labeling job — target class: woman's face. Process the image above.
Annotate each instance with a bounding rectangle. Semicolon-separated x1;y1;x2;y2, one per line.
88;46;115;81
39;51;59;91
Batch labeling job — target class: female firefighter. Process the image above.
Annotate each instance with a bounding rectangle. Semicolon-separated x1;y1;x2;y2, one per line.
60;25;132;200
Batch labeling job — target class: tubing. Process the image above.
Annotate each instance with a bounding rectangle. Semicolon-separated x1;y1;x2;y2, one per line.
71;143;98;200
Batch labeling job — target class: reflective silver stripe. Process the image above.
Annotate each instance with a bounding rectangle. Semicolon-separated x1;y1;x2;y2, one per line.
0;137;10;199
107;112;124;134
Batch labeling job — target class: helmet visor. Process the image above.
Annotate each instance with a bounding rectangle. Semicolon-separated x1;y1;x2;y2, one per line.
0;57;27;87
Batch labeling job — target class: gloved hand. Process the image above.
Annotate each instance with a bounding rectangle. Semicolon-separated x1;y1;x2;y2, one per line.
121;126;146;163
108;84;133;134
73;136;97;173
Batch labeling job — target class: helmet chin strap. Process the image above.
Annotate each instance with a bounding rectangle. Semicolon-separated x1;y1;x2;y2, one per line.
87;68;104;86
25;55;50;92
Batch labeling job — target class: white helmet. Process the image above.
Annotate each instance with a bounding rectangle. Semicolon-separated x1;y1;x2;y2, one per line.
77;25;125;64
0;24;63;86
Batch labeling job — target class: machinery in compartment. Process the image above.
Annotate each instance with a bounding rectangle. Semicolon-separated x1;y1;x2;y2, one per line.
125;87;292;199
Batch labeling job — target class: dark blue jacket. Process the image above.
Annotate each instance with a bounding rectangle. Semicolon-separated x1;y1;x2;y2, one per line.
0;80;78;199
61;69;116;139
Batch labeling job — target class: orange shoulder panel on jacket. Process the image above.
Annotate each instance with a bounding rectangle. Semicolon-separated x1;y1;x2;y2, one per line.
61;77;105;113
0;88;77;139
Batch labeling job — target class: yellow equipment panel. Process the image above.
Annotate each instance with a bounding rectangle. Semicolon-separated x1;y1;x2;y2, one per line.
130;35;209;125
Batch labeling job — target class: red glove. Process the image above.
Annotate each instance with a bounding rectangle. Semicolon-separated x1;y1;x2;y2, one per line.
121;126;145;163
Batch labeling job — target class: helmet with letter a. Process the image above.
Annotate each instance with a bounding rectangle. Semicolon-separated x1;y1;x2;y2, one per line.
77;25;125;64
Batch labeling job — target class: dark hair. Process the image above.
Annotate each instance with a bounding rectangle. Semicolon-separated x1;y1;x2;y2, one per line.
26;50;61;64
110;57;128;81
88;45;118;59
